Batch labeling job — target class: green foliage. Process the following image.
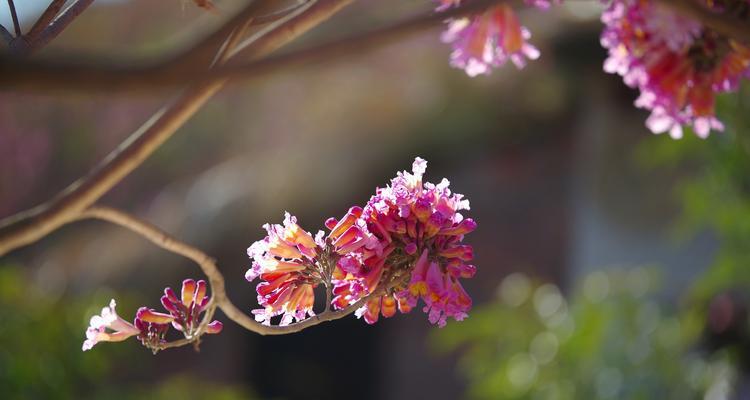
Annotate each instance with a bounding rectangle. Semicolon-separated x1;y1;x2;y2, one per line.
0;265;254;400
635;83;750;301
432;270;732;400
0;265;113;399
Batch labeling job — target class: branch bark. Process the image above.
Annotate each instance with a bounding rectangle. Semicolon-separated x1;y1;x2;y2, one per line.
25;0;96;53
0;0;353;257
27;0;68;40
78;206;390;337
0;0;511;92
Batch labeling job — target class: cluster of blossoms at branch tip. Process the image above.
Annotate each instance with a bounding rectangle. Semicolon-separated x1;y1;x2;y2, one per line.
82;279;222;353
247;157;477;328
601;0;750;138
437;0;557;76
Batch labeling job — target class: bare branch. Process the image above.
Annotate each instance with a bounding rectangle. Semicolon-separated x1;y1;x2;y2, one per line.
0;0;509;92
0;0;353;257
27;0;96;53
6;0;21;36
27;0;67;40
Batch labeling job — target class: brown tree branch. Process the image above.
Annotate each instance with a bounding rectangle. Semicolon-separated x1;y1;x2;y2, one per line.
25;0;96;53
0;0;511;92
0;0;352;257
6;0;21;36
27;0;68;40
77;205;396;338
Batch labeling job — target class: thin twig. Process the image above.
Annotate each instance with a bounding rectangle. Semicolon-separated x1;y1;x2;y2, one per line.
27;0;67;40
0;0;353;257
6;0;21;36
28;0;96;53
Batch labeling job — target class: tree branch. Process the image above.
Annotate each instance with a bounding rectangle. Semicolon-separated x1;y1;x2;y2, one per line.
0;0;353;258
0;0;510;92
27;0;68;40
6;0;21;36
25;0;96;53
77;205;398;337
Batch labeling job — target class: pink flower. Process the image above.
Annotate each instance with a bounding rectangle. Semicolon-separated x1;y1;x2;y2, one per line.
83;279;223;352
601;0;750;138
161;279;222;339
439;1;550;76
135;307;174;350
82;299;140;351
247;213;321;326
330;157;477;327
246;158;477;328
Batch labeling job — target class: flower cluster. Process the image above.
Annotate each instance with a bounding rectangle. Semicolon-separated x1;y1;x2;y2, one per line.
601;0;750;138
82;279;222;352
246;158;477;327
246;213;321;326
438;0;554;76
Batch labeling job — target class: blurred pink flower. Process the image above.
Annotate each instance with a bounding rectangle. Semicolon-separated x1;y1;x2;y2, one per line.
601;0;750;138
439;1;550;76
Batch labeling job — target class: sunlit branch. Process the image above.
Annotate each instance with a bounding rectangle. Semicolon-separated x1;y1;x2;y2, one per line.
27;0;67;40
26;0;96;53
77;206;401;339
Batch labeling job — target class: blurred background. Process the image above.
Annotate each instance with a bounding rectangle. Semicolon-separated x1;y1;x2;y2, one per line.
1;0;749;399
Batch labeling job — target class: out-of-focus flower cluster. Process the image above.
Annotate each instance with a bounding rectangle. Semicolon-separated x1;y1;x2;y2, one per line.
246;158;477;327
601;0;750;138
82;279;222;352
437;0;555;76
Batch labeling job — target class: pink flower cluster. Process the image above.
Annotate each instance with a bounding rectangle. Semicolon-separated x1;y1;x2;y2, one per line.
601;0;750;138
246;158;477;327
438;0;553;76
82;279;222;352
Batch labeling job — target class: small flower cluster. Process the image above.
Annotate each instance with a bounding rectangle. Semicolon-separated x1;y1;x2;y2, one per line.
246;213;321;325
437;0;554;76
83;279;222;352
246;158;477;327
601;0;750;138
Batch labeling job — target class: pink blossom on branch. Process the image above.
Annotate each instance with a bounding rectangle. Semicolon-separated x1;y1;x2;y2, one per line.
601;0;750;138
438;0;553;76
246;158;478;328
82;299;140;351
82;279;222;352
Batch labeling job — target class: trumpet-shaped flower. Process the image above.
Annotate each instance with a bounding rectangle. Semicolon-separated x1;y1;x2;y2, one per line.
246;158;477;328
83;278;223;352
439;1;551;76
247;213;321;326
329;157;477;327
601;0;750;138
161;279;222;338
82;299;140;351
